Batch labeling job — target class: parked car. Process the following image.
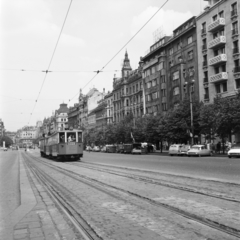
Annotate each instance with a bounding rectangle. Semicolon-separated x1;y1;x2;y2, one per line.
3;147;8;151
101;146;107;152
168;144;182;156
228;144;240;158
179;145;191;156
92;146;100;152
187;145;212;157
131;143;142;154
106;145;116;153
86;146;92;151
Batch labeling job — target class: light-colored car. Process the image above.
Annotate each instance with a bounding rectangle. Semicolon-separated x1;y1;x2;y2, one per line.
3;147;8;151
187;145;212;157
179;145;191;156
101;146;107;152
93;146;100;152
132;148;142;154
228;145;240;158
168;144;182;156
86;146;92;151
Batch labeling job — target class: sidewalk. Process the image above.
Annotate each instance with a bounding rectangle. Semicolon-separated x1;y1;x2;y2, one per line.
1;152;77;240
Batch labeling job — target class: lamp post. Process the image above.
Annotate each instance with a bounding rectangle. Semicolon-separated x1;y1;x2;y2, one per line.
184;79;195;146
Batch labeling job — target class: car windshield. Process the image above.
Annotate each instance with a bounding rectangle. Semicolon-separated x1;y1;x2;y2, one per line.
231;146;240;149
191;146;200;150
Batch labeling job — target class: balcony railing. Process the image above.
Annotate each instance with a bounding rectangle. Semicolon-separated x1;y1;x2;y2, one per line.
208;18;225;32
208;36;226;49
233;66;240;73
209;54;227;66
209;72;228;83
232;28;239;36
233;47;239;54
231;9;238;17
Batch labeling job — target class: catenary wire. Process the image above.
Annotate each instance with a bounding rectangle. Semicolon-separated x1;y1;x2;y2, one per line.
27;0;73;125
68;0;169;103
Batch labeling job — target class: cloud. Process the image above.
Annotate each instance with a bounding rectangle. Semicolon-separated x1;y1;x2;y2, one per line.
131;6;193;42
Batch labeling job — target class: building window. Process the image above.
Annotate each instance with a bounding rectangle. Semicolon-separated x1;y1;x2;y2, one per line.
173;71;179;80
219;11;224;18
188;50;193;60
161;75;166;83
233;40;239;54
147;81;152;88
161;89;166;97
136;84;138;91
202;22;206;34
212;14;218;21
216;83;221;93
232;2;238;17
236;79;240;89
222;82;227;92
162;103;167;111
189;67;195;76
187;36;193;44
169;48;173;55
177;42;181;50
173;87;180;96
232;21;239;35
152;79;157;87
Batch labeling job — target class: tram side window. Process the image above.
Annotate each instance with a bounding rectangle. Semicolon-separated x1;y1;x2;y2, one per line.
59;133;65;143
67;132;76;142
78;132;82;143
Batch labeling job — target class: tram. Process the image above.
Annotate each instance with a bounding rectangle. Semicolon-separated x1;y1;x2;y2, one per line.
39;129;83;161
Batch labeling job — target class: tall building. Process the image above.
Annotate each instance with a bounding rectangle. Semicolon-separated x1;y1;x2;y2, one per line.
196;0;240;103
112;51;144;123
141;16;198;114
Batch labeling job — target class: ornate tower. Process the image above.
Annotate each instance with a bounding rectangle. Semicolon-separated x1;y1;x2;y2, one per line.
121;51;132;78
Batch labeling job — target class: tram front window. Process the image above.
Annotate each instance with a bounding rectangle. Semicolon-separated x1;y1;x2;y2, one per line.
59;133;65;143
78;132;82;143
67;132;76;142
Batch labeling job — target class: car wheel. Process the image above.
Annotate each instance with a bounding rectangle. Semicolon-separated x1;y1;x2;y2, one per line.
210;152;213;156
228;156;231;158
198;154;201;157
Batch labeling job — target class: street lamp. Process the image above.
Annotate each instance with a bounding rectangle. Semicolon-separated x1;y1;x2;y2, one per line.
184;79;195;146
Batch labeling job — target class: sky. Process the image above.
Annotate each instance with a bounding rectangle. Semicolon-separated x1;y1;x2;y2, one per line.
0;0;208;132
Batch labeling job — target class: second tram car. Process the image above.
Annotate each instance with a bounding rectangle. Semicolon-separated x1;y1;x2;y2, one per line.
40;129;83;161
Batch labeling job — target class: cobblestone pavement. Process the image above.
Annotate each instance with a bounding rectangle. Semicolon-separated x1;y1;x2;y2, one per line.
26;153;240;240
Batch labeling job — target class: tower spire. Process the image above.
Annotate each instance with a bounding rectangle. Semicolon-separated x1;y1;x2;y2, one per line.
122;50;132;78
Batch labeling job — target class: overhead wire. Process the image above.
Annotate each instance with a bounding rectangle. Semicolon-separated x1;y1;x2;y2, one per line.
68;0;169;103
27;0;73;125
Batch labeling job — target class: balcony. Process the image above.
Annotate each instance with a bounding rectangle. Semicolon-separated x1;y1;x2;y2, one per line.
208;36;226;49
232;28;239;36
209;54;227;66
201;28;206;35
208;18;225;32
209;72;228;83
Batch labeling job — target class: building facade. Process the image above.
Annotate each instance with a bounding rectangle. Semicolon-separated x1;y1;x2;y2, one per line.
68;103;79;129
196;0;240;103
112;51;144;123
55;103;69;131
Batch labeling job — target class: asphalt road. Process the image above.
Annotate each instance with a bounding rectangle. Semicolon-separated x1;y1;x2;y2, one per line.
82;151;240;184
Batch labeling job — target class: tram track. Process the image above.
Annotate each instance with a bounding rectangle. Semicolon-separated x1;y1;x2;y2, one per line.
24;153;240;239
22;154;103;240
65;161;240;203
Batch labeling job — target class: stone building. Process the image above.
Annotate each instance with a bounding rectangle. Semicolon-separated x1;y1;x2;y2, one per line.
68;103;79;129
112;51;144;123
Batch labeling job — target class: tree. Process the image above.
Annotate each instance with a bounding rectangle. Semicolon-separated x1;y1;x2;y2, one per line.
0;136;13;147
